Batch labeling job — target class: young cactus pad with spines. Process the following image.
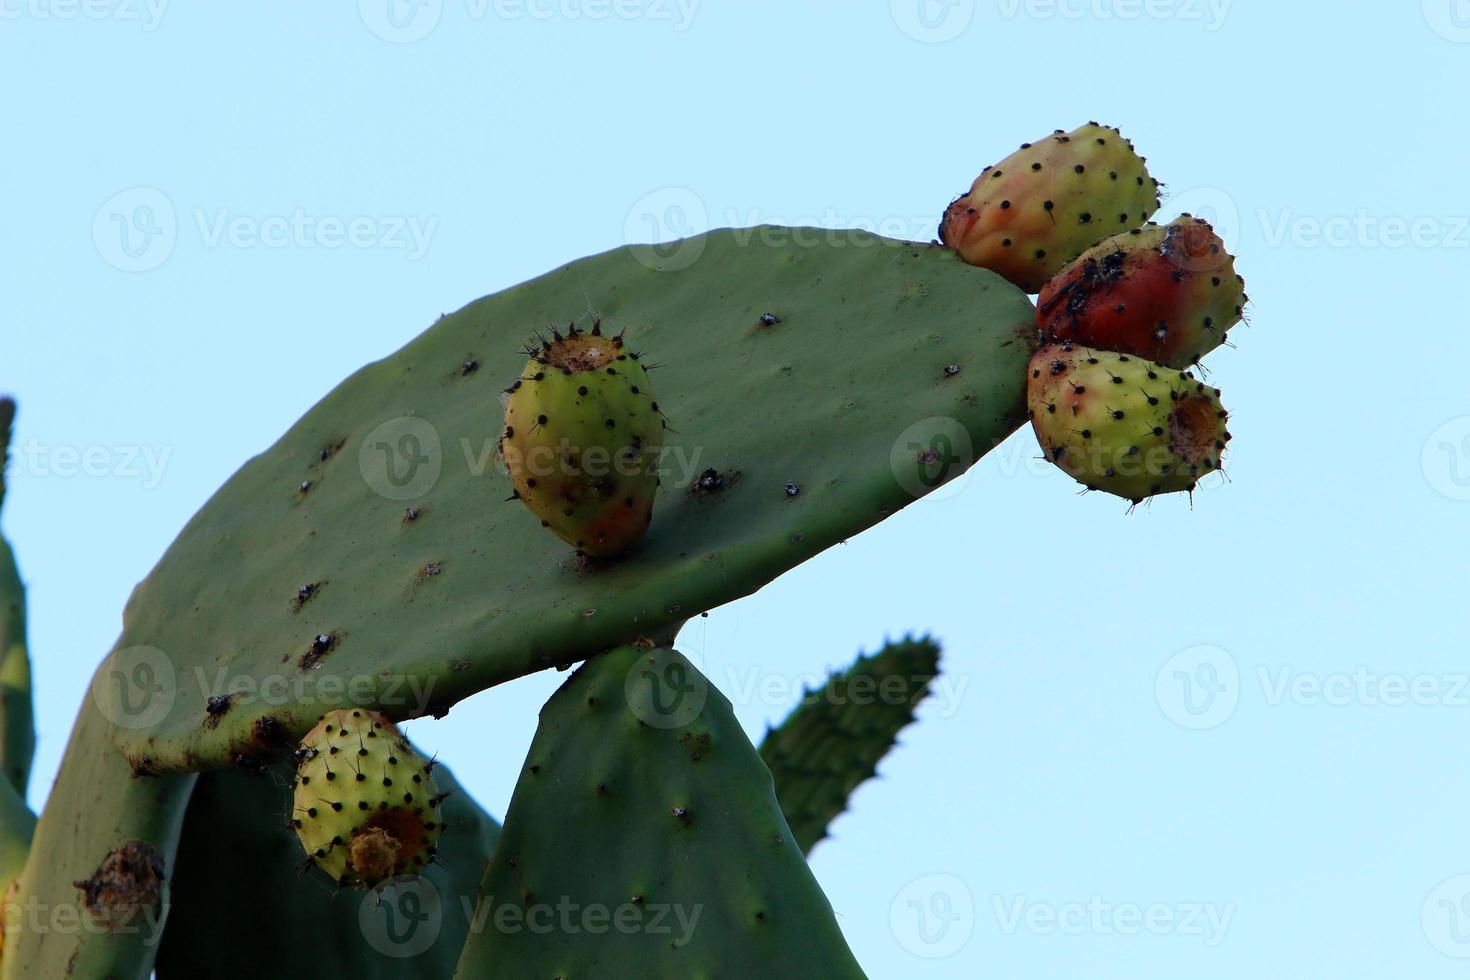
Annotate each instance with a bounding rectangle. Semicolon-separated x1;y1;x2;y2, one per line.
759;636;939;854
1027;343;1230;503
1037;215;1248;368
940;122;1161;293
500;323;663;558
292;709;443;888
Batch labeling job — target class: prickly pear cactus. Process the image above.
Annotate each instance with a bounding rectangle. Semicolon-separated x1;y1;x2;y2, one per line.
0;398;32;796
156;758;499;979
760;636;939;854
1027;343;1230;502
453;645;867;978
500;323;663;557
105;228;1037;774
940;122;1160;293
1037;215;1248;368
292;709;444;888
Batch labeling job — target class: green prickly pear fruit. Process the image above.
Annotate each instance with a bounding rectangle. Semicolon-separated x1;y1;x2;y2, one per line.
291;709;444;888
1037;215;1248;369
1027;343;1230;503
498;322;663;558
939;122;1161;293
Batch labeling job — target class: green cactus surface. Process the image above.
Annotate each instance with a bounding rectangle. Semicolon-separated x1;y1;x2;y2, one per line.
452;644;867;978
106;227;1038;774
1;690;195;980
0;776;33;894
155;755;500;979
0;398;34;796
760;636;940;854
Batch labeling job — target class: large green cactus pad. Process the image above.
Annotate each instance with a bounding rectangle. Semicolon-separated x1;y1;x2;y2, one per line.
108;228;1036;773
760;636;940;854
453;645;866;978
156;758;500;979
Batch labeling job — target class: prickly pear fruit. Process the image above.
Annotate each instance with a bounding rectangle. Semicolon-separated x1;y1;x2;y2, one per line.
939;122;1161;293
498;322;663;558
1027;343;1229;503
292;709;443;888
1036;215;1247;369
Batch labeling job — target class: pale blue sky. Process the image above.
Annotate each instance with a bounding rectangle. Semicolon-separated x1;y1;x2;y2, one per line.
4;2;1470;977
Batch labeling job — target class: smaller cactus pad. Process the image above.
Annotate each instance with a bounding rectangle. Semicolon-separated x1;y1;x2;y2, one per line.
760;636;939;854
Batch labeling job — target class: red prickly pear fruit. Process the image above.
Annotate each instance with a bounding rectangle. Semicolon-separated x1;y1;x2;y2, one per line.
499;322;663;558
292;709;444;889
939;122;1161;293
1036;215;1248;369
1027;343;1230;504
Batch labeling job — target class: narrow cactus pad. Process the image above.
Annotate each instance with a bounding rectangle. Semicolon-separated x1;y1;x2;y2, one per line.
107;228;1035;773
0;398;33;797
156;758;499;979
760;636;939;854
452;645;867;978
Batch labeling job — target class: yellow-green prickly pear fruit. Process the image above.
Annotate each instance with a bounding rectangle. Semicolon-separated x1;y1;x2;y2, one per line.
292;709;444;888
1027;343;1230;503
940;122;1160;293
498;322;664;558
